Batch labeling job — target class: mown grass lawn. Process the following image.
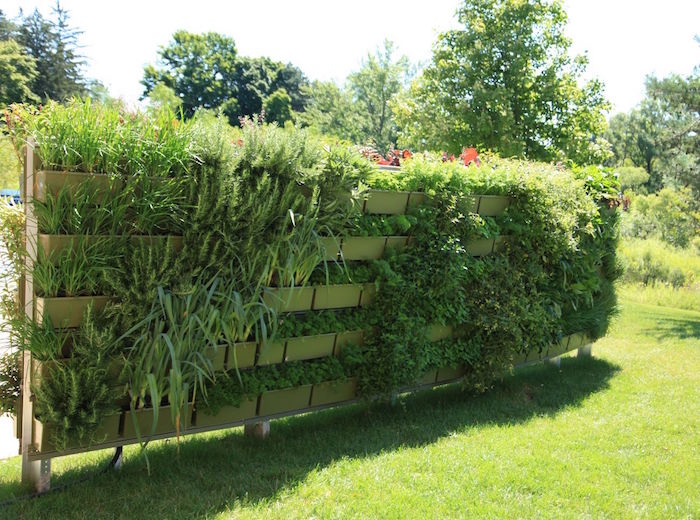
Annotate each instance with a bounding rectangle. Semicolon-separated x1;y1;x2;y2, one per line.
1;295;698;519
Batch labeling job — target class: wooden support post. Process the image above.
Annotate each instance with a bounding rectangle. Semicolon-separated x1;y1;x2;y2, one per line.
113;446;123;471
578;344;593;357
20;139;51;493
546;356;561;368
244;421;270;439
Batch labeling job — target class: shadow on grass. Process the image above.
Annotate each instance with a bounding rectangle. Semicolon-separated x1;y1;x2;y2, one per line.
643;313;700;341
0;356;619;519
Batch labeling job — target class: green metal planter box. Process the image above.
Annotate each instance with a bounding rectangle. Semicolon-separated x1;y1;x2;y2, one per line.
195;398;258;428
35;296;110;329
436;365;466;382
205;345;227;371
319;237;341;261
385;236;409;252
567;333;589;349
258;385;313;416
230;341;257;369
493;235;508;253
38;234;184;258
257;341;285;366
34;170;122;202
477;195;510;216
407;191;428;208
34;412;122;452
546;335;572;359
334;329;366;355
416;370;438;385
364;190;410;214
360;283;377;306
465;195;480;213
122;404;193;440
263;287;314;313
466;238;495;257
285;333;336;361
427;324;453;342
313;284;362;310
341;236;387;260
310;378;358;407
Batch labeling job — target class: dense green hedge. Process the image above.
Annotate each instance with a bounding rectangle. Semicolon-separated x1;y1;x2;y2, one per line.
0;101;621;450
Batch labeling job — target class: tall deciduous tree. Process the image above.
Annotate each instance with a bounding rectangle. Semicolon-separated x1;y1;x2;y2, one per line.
606;66;699;196
394;0;610;163
348;40;410;151
298;80;364;143
0;39;39;105
142;31;310;124
142;31;239;117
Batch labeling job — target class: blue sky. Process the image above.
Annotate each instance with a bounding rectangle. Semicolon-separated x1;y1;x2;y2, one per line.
4;0;700;114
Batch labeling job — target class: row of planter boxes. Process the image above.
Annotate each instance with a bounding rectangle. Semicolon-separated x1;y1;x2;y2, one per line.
362;189;510;216
210;323;457;370
30;331;591;455
32;378;359;452
37;234;184;257
38;233;507;264
263;283;376;313
320;235;408;261
511;332;591;365
35;283;375;328
33;170;510;217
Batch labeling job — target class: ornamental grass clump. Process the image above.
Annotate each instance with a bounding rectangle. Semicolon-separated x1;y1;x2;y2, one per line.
5;99;196;177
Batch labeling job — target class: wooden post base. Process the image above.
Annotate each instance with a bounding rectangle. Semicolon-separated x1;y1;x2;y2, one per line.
578;344;593;357
244;421;270;439
22;457;50;493
113;446;123;470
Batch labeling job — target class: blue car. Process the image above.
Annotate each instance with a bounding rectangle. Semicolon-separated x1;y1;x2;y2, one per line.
0;189;21;205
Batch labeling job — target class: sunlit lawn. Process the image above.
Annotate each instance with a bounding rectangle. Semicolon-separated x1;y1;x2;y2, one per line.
0;292;698;518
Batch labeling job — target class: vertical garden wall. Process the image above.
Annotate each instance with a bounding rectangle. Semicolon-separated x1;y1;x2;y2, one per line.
0;101;621;472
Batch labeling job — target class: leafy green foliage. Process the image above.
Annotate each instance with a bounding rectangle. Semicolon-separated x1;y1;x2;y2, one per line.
32;357;116;451
4;5;87;103
0;102;620;451
0;39;39;105
618;237;700;289
0;350;20;415
621;187;699;248
141;31;310;122
394;0;610;164
605;67;699;198
5;100;195;177
202;357;346;414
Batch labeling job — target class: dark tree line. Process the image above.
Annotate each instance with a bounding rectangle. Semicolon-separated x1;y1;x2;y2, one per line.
0;2;87;104
141;30;310;125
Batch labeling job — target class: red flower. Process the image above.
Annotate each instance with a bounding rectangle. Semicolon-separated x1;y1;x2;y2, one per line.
460;147;480;166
